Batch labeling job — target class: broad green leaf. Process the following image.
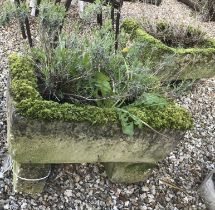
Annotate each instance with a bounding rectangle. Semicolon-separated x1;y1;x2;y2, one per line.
118;110;134;136
143;93;169;108
94;72;112;96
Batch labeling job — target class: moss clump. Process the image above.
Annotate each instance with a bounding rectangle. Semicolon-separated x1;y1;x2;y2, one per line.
128;106;193;130
16;99;118;124
122;19;215;54
11;80;41;102
8;53;193;130
8;53;36;81
121;19;139;35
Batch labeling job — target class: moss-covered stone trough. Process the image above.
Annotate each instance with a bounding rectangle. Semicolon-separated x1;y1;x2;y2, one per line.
7;54;193;194
122;20;215;80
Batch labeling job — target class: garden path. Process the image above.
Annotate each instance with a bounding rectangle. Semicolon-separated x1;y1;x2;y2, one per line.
122;0;215;38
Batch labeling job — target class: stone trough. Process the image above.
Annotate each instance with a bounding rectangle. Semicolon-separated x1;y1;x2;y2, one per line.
7;104;185;193
123;20;215;81
7;54;192;194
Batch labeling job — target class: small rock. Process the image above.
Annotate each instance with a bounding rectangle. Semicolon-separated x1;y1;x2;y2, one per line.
64;190;73;197
142;186;149;192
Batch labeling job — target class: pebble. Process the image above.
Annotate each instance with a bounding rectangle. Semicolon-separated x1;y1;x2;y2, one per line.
142;186;149;192
122;0;215;38
64;190;73;197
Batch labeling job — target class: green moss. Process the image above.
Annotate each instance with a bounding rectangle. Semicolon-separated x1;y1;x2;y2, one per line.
175;47;215;55
128;105;193;130
16;99;118;124
121;19;139;35
122;19;215;80
135;28;173;54
122;19;215;55
11;80;41;102
8;53;193;130
205;38;215;48
122;20;172;54
8;53;36;82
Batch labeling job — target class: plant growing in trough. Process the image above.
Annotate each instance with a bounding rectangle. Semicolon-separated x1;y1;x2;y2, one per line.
122;19;215;81
4;0;194;193
0;0;28;27
140;19;207;48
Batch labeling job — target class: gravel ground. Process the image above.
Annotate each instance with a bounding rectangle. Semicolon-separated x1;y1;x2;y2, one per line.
0;1;215;209
122;0;215;38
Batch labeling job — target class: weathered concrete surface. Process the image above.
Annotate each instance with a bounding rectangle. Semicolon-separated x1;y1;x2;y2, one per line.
8;109;185;164
7;94;185;192
123;21;215;81
13;161;50;194
156;53;215;81
104;162;157;183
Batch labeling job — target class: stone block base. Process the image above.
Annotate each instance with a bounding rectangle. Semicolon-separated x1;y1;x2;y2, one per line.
103;162;156;183
13;161;51;194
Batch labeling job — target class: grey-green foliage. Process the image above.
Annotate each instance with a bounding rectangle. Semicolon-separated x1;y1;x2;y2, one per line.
35;0;67;51
81;0;102;19
80;0;111;23
0;1;28;27
141;19;207;48
38;0;66;37
0;1;16;27
32;18;160;108
32;20;164;135
29;2;173;135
